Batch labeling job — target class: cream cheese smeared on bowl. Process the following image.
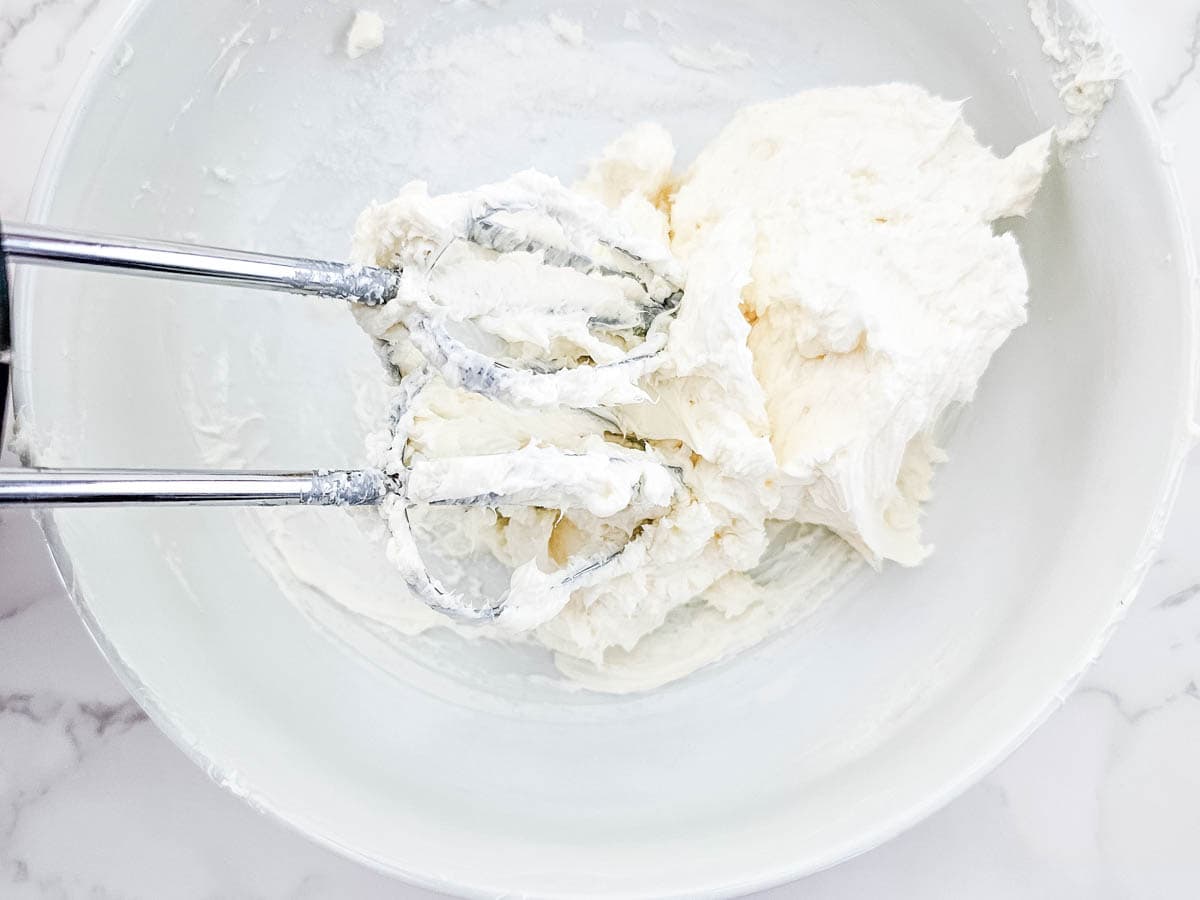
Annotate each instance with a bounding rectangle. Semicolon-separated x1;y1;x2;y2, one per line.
346;84;1052;692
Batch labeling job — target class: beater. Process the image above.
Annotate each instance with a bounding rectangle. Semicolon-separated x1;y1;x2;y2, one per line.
0;190;684;621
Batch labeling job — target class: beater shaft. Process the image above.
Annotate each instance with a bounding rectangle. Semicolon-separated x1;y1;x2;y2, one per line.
2;224;400;306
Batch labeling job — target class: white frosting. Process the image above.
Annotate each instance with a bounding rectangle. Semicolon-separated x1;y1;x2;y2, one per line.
339;84;1050;692
345;11;385;60
1028;0;1124;144
547;14;585;47
667;42;753;73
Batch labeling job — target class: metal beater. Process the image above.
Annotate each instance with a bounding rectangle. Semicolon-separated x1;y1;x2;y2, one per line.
0;192;684;621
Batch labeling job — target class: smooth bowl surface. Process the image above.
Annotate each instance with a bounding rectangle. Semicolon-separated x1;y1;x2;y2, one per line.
12;0;1196;896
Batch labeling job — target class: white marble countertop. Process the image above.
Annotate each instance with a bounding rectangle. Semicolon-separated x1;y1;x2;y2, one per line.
3;1;1200;897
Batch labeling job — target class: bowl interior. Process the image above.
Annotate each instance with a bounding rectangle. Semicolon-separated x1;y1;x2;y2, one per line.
14;0;1194;896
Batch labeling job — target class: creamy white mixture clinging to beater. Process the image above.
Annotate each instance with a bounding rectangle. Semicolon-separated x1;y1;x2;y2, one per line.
345;84;1051;692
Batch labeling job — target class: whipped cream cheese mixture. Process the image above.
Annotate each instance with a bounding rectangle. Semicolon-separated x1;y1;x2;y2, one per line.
344;10;385;60
343;84;1051;692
